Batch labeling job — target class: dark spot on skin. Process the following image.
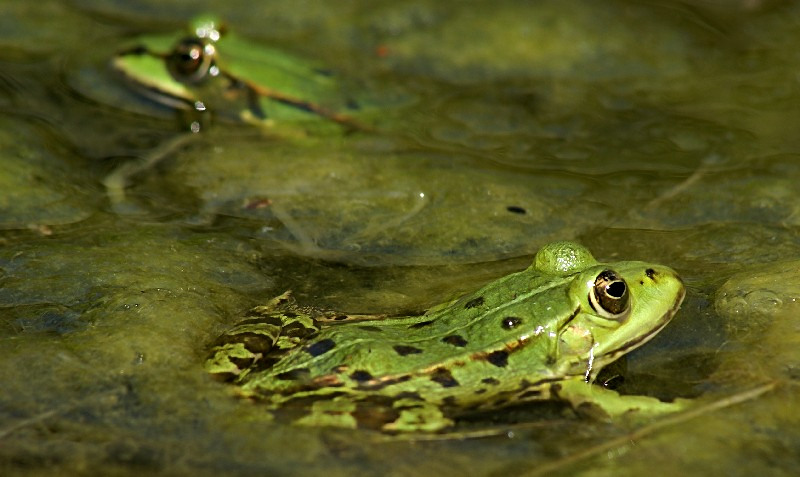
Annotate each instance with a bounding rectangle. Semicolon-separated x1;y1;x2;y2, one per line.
464;296;485;309
471;336;533;368
262;354;283;365
282;321;317;339
350;370;373;382
290;101;315;114
358;325;383;332
646;268;656;279
441;335;468;347
474;388;487;394
506;205;527;215
442;396;458;407
213;332;273;353
233;337;271;356
276;368;311;380
430;368;460;388
346;99;361;111
517;379;533;390
393;345;423;356
487;350;509;367
481;377;500;385
393;391;423;401
501;316;522;330
242;313;284;326
237;355;280;375
121;45;149;56
208;348;260;381
393;402;425;411
352;399;400;430
274;392;349;423
279;392;345;406
640;281;644;285
519;389;542;399
252;315;283;326
305;338;336;357
409;320;434;329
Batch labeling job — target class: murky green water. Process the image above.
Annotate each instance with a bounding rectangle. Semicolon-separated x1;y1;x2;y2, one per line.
1;0;798;475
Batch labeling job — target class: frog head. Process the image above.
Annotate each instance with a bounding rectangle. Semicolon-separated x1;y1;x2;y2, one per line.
533;241;685;382
111;16;358;127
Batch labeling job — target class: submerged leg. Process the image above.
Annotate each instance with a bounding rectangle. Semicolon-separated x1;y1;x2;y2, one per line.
291;396;454;432
205;291;319;380
104;133;197;214
555;379;691;421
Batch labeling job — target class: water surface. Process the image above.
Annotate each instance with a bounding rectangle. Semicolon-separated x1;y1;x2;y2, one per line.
1;1;798;475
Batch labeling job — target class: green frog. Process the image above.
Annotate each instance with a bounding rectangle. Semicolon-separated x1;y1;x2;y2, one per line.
206;241;686;432
111;15;366;130
105;15;377;208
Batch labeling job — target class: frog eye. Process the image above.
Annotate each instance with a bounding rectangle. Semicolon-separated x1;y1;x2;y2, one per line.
589;270;630;319
166;38;217;84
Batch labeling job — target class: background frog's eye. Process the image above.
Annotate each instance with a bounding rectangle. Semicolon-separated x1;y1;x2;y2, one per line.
589;270;630;319
166;38;216;84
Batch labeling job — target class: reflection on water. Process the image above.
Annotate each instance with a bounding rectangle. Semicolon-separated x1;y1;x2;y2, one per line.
1;0;798;475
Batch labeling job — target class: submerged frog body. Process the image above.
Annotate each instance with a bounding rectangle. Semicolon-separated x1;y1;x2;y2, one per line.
206;241;686;432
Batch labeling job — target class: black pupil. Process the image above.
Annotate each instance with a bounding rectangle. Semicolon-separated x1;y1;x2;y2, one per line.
592;270;630;316
176;45;203;72
167;39;210;81
606;281;626;298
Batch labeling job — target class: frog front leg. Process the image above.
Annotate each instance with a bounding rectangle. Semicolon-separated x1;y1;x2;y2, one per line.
205;291;319;381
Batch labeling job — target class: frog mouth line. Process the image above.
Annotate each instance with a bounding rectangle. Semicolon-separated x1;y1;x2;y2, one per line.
602;286;686;363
